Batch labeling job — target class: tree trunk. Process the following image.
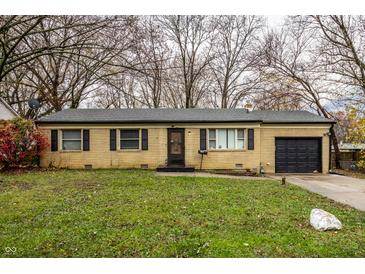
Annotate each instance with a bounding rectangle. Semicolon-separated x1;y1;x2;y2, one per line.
330;126;341;169
316;105;341;169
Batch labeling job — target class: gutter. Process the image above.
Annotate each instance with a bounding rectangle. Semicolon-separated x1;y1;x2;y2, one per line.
329;124;334;172
35;120;335;125
262;121;336;124
35;119;264;124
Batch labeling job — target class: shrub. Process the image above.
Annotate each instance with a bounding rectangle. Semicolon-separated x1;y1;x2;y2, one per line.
356;150;365;170
0;117;48;170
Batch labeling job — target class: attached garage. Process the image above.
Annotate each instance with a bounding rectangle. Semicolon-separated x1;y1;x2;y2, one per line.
275;137;322;173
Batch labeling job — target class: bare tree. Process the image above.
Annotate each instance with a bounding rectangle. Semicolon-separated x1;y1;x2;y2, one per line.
1;16;138;117
210;16;264;108
310;15;365;113
158;15;215;108
0;66;33;117
253;73;305;110
2;14;361;142
262;18;342;167
0;16;106;83
133;16;172;108
0;16;47;82
94;72;142;108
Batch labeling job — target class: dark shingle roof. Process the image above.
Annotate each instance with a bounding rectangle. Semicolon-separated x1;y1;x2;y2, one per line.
36;109;335;124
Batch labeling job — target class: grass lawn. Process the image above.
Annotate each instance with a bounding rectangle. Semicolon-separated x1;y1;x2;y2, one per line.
0;169;364;258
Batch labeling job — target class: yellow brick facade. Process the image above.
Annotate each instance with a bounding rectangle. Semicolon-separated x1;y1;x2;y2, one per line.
38;123;331;173
259;125;330;174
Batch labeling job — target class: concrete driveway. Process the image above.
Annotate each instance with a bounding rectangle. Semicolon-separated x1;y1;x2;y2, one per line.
270;174;365;211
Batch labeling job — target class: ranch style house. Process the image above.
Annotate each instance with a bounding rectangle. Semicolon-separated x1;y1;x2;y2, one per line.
35;109;335;174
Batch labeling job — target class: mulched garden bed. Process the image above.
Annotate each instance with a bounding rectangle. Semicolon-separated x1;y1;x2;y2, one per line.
203;169;260;177
0;166;57;175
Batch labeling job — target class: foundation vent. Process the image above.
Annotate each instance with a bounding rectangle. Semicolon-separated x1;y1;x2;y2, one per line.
140;164;148;169
235;163;243;169
84;164;93;170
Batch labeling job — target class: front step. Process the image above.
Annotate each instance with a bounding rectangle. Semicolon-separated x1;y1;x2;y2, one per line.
156;165;195;172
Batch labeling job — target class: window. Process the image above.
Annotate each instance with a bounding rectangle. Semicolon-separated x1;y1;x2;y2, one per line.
208;129;216;149
237;129;245;149
120;129;140;149
217;129;227;149
208;129;245;149
227;129;235;149
62;130;81;150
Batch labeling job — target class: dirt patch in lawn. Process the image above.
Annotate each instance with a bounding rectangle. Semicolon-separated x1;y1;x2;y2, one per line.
0;180;33;192
51;179;102;194
73;180;102;190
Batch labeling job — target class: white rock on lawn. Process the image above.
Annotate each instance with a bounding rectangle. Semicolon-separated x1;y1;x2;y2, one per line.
310;208;342;231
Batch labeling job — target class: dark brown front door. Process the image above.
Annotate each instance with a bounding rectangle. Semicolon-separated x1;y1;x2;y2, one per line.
167;128;185;166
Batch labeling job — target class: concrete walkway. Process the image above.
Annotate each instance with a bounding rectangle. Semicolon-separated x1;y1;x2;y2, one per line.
155;171;269;180
269;174;365;211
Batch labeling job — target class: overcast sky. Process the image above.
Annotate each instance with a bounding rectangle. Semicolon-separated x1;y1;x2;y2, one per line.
266;15;285;29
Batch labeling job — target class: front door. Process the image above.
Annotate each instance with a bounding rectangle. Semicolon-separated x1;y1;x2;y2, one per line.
167;128;185;166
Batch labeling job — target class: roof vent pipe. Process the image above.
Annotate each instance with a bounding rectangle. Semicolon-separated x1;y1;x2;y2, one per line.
244;102;253;113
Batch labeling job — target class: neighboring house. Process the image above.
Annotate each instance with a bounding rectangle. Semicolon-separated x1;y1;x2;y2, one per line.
0;97;18;128
36;109;335;174
332;143;365;169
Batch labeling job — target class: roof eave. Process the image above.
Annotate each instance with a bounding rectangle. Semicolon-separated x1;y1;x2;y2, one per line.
262;121;336;124
35;119;335;124
36;119;264;124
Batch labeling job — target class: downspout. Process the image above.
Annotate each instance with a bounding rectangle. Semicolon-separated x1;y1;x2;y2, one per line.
200;153;204;170
329;124;333;172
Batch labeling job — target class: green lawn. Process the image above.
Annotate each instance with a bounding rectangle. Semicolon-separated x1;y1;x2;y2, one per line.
0;169;364;258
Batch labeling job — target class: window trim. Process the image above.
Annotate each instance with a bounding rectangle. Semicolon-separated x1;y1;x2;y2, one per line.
208;128;246;150
119;129;141;150
61;129;82;151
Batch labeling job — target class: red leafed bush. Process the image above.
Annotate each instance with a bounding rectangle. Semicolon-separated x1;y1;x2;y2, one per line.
0;117;48;170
